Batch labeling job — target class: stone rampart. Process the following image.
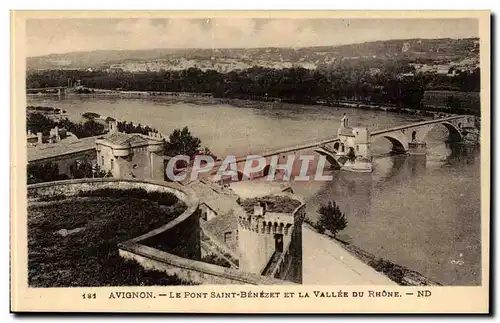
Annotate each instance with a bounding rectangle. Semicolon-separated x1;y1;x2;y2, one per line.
28;178;296;285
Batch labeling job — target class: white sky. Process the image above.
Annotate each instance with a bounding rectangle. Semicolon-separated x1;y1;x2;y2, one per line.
26;18;479;57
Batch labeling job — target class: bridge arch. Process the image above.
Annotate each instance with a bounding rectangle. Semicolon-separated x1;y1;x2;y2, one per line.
314;148;343;169
381;134;409;153
441;122;463;142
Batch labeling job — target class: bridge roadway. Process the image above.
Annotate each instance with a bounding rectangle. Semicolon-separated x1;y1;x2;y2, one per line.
233;137;341;164
370;115;465;136
229;115;467;164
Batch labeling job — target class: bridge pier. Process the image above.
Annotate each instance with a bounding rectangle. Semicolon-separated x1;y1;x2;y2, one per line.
407;141;427;156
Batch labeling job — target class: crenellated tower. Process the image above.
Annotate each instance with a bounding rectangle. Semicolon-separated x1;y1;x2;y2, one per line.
237;196;305;283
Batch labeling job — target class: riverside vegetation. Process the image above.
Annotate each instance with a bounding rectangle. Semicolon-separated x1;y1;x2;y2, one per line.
27;62;480;115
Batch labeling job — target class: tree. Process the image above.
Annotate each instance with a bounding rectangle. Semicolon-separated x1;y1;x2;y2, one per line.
164;126;202;159
317;201;348;238
347;147;356;163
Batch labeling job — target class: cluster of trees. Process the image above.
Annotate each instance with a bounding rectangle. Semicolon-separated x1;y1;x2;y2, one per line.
27;112;106;138
27;163;68;184
27;62;480;111
59;118;106;138
82;112;100;120
116;121;159;136
27;161;112;184
26;113;59;136
27;106;64;114
69;161;112;179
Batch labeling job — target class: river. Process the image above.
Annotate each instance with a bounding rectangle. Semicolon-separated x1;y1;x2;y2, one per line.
27;95;481;286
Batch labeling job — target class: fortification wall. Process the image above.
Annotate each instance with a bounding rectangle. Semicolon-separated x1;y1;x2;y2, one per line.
28;178;295;285
27;178;193;203
119;242;292;285
285;203;306;283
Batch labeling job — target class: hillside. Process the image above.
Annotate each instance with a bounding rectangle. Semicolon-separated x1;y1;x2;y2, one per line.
27;37;479;71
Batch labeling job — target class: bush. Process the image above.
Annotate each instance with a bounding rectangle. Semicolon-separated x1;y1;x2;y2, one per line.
369;258;405;284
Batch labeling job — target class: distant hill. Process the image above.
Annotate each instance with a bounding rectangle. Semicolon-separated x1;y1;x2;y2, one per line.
27;37;479;71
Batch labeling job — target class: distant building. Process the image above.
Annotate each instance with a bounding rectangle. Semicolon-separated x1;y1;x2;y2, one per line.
27;135;98;176
28;121;167;181
185;179;240;222
27;126;70;146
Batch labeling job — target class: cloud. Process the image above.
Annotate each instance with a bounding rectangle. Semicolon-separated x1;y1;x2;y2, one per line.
26;18;479;57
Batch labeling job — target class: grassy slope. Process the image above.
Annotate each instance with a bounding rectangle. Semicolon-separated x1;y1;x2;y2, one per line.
28;190;192;287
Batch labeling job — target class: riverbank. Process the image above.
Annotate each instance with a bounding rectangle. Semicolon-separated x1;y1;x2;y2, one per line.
28;89;471;119
302;222;442;286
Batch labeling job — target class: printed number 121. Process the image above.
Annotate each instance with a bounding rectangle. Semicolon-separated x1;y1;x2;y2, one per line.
82;293;96;299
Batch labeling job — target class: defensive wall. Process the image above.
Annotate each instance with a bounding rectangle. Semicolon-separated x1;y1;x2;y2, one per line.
28;178;294;285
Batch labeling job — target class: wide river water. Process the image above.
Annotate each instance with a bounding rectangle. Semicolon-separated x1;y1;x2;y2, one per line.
27;95;482;286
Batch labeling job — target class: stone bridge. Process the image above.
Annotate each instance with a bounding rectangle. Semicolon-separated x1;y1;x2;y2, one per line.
207;137;341;182
370;115;475;154
203;115;477;179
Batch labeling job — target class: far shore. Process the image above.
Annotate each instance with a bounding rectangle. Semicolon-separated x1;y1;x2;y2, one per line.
28;87;475;119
